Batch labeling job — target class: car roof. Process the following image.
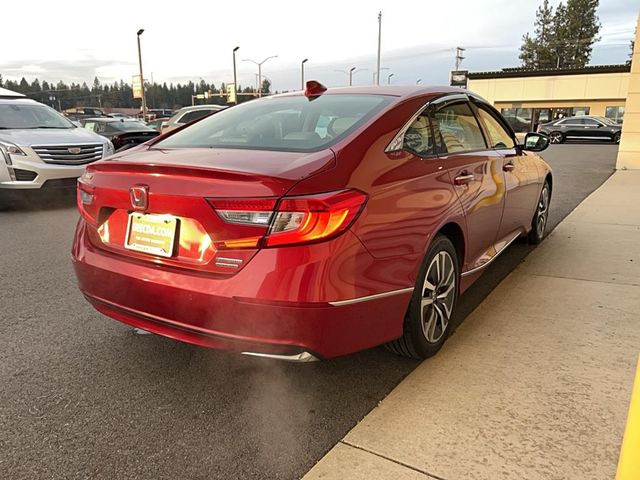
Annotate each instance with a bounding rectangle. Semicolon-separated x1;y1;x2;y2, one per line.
0;87;27;98
275;85;470;100
0;96;40;105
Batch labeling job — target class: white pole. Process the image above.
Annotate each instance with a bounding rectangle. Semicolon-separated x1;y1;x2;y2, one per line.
376;11;382;86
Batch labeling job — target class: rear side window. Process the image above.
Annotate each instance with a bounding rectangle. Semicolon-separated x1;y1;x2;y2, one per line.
156;95;392;153
432;102;486;154
403;114;434;157
476;107;515;149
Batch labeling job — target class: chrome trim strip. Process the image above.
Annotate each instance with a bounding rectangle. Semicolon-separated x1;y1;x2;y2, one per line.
461;233;521;277
328;287;414;306
241;351;320;362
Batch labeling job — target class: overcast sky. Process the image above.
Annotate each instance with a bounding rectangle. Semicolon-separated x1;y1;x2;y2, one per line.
0;0;636;91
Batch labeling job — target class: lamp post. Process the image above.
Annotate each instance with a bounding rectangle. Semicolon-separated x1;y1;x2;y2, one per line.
136;29;147;121
416;78;422;85
373;67;389;85
387;73;394;84
243;55;278;98
232;46;239;104
349;67;356;86
301;58;308;90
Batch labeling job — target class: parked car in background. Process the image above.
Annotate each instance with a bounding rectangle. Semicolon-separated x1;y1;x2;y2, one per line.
81;118;159;152
0;90;112;190
106;113;133;119
146;117;169;132
63;107;106;121
538;115;622;144
161;104;227;133
73;83;553;361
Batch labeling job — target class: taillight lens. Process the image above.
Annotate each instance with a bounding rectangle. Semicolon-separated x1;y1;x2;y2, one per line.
208;190;367;249
266;190;367;247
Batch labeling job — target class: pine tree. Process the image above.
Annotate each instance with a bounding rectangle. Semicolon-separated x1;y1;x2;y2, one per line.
519;0;556;68
520;0;601;69
563;0;601;68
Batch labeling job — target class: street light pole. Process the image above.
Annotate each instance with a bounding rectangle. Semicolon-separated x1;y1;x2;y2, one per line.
301;58;308;90
416;78;422;85
387;73;394;84
136;29;147;121
376;11;382;86
232;46;239;104
349;67;356;86
243;55;278;98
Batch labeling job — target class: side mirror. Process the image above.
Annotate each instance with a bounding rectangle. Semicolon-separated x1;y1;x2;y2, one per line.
521;132;550;152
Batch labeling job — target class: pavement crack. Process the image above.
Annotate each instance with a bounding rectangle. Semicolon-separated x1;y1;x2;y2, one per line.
526;272;640;288
340;440;447;480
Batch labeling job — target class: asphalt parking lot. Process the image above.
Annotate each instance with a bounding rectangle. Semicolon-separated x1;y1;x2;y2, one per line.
0;144;618;480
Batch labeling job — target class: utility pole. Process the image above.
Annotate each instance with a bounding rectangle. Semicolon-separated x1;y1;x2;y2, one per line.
136;29;147;121
455;46;466;70
375;11;382;85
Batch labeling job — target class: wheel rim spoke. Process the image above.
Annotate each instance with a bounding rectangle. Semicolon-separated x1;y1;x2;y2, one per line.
420;249;456;344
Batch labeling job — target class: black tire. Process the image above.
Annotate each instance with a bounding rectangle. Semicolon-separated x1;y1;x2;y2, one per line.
385;234;459;359
549;131;564;144
613;132;621;144
528;181;551;245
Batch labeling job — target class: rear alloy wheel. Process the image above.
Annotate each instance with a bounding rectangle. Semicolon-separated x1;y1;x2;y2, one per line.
385;234;459;359
549;131;564;144
528;181;550;245
613;132;621;144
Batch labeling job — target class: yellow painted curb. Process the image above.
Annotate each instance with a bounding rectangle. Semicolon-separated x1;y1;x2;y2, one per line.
616;355;640;480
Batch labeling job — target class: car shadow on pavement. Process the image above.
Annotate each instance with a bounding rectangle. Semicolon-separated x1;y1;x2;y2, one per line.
0;187;76;211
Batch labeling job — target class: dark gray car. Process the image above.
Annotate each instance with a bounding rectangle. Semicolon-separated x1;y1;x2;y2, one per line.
539;115;622;144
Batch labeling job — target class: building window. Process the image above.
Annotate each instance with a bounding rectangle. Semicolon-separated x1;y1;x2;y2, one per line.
605;106;625;124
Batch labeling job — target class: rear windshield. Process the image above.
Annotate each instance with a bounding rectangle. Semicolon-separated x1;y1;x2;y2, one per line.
107;121;154;132
155;94;392;152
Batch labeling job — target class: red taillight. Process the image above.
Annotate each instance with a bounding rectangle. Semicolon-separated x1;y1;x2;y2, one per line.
77;181;97;224
208;190;367;249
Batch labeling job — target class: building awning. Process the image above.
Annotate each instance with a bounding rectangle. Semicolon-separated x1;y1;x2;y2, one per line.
468;64;631;80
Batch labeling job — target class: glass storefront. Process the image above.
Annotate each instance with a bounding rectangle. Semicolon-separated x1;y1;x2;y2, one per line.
605;106;624;124
500;107;590;133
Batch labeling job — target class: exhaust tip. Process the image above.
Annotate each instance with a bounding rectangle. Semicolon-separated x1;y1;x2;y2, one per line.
241;351;320;362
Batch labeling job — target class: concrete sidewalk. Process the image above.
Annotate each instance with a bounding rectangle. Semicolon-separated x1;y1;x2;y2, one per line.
304;171;640;480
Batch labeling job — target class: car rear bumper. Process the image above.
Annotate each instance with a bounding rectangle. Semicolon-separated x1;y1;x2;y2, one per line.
72;219;413;359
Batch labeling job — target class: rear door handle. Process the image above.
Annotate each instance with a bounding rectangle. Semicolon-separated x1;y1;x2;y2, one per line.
503;162;516;172
454;173;474;185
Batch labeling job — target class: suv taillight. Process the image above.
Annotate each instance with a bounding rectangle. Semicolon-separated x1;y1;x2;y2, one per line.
208;189;367;249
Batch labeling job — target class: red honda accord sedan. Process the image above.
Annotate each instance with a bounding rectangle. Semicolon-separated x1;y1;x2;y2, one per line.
72;82;552;361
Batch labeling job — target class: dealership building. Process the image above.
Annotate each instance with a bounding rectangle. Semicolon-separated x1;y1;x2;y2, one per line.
467;64;631;133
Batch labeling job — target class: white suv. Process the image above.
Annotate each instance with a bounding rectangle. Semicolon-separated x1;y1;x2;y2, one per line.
0;89;113;190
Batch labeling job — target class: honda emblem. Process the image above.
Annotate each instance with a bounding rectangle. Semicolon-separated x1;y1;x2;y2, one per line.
129;185;149;211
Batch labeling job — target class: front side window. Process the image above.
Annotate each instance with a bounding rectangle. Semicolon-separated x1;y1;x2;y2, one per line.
156;95;392;153
403;114;434;156
477;107;515;149
432;102;486;154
